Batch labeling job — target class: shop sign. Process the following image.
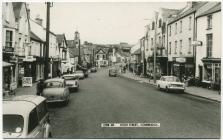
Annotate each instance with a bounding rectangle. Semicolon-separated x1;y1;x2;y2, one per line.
22;77;32;87
176;57;186;63
23;56;36;62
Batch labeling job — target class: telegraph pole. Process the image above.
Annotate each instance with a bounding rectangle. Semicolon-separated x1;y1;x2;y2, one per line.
153;12;158;83
44;2;51;79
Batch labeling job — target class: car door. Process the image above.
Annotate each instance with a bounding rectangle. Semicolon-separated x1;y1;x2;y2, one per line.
27;108;43;138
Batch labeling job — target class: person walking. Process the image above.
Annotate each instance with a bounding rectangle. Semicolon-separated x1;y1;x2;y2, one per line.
36;79;44;96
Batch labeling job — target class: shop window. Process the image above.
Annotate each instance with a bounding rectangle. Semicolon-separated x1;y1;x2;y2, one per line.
5;30;13;48
203;63;212;81
206;34;213;58
214;63;221;83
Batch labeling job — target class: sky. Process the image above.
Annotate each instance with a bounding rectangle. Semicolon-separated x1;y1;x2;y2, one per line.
28;2;186;45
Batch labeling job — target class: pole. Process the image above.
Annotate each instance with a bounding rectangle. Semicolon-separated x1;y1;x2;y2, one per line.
44;2;50;79
153;12;158;83
78;39;81;66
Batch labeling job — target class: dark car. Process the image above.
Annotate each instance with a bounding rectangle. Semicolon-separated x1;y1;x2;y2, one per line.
109;68;118;77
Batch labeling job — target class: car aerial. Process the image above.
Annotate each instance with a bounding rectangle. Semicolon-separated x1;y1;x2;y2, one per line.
90;67;97;73
74;70;85;79
42;78;70;105
62;74;79;92
109;68;118;77
157;76;185;93
3;95;52;138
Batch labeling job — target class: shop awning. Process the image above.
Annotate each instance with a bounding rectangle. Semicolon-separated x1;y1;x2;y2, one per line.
3;61;14;67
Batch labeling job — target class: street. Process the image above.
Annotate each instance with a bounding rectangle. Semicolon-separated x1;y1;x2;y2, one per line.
48;68;220;139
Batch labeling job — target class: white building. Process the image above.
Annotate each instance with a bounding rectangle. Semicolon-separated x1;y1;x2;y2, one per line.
195;2;221;88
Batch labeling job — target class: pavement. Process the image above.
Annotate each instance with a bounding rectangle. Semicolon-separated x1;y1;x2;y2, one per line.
120;71;221;102
5;68;220;138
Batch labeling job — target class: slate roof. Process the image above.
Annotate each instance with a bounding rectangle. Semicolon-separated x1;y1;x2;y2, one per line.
69;47;84;58
168;2;207;25
196;3;221;18
67;40;75;48
56;34;67;45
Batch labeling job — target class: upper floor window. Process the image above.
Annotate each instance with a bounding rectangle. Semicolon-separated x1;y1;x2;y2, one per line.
189;16;192;30
180;40;182;54
159;19;162;28
188;38;192;54
163;35;165;47
152;22;155;30
169;42;171;54
175;23;177;34
151;38;153;47
174;41;177;54
180;20;182;33
207;15;212;29
5;30;13;48
169;26;171;36
206;34;213;57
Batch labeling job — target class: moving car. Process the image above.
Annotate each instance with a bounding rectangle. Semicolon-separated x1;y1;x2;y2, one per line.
74;70;85;79
90;67;97;73
62;74;79;92
3;95;52;138
109;68;118;77
157;76;185;93
42;78;70;104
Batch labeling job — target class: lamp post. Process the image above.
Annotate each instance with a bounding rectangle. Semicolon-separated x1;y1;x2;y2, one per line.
44;2;53;79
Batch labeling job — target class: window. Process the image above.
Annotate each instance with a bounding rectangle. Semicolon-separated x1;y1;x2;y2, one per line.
169;26;171;36
188;38;192;54
169;42;171;54
180;20;182;33
163;35;165;47
206;34;213;57
207;15;212;29
5;30;13;47
175;23;177;34
97;54;99;59
174;41;177;54
152;22;155;30
159;36;161;45
37;101;47;121
151;38;153;46
189;16;192;30
180;40;182;54
28;108;39;133
159;19;162;28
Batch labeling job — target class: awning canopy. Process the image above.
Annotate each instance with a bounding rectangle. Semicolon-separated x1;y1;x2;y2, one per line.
3;61;14;67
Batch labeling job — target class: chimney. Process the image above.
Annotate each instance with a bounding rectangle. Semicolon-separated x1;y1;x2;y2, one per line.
26;4;30;19
187;1;197;8
35;15;43;26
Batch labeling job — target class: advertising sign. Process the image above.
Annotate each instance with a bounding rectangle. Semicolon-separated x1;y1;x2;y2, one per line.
22;77;32;87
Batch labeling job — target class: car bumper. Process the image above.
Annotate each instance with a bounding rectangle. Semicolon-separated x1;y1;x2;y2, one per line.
67;85;79;89
45;97;68;103
168;87;185;91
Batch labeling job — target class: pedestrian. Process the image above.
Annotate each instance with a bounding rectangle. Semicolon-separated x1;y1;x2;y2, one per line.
36;79;44;96
57;68;61;77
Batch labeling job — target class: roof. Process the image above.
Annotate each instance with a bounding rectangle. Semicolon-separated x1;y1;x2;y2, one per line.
196;3;221;18
44;78;65;83
12;2;23;20
56;34;67;45
132;48;141;55
168;2;207;24
3;61;14;67
30;31;44;42
67;40;75;48
3;95;46;116
69;47;84;58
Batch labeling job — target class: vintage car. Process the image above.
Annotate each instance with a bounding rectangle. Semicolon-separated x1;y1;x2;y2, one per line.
157;76;185;93
62;74;79;92
74;70;85;79
109;68;118;77
90;67;97;73
3;95;52;138
42;78;70;104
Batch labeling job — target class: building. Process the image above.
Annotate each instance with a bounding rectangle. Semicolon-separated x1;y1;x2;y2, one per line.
167;2;206;81
195;2;221;89
95;47;109;67
2;2;18;91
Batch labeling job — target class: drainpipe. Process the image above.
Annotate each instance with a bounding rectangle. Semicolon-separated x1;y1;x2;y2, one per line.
193;12;196;78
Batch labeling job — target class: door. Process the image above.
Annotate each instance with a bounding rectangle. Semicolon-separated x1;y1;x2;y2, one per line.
199;66;203;81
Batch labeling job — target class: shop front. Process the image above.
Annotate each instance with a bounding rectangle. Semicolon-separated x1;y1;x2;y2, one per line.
202;58;221;89
3;62;15;93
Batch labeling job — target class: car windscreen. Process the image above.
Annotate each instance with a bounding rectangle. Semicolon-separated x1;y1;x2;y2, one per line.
165;77;180;82
3;115;24;133
76;71;83;74
63;76;78;80
45;81;63;88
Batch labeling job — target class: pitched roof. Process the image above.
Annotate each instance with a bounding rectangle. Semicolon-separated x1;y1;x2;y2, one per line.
196;3;221;18
69;47;84;58
12;2;23;20
67;40;75;48
168;2;207;24
56;34;67;45
30;31;44;42
132;48;141;55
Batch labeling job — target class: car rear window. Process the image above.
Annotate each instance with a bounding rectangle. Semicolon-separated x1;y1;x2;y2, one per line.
45;81;63;88
3;115;24;133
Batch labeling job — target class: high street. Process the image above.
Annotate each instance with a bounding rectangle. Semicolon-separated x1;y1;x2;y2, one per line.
48;68;220;139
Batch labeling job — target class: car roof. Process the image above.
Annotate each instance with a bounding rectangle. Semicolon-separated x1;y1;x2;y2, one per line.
44;78;64;82
62;74;77;77
3;95;46;116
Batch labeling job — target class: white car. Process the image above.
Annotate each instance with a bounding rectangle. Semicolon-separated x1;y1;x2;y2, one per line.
157;76;185;93
74;70;85;79
62;74;79;92
3;95;52;138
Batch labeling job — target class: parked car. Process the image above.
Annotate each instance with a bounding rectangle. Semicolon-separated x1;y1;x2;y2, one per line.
3;95;52;138
109;68;118;77
42;78;70;105
157;76;185;93
90;67;97;73
62;74;79;92
74;70;85;79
